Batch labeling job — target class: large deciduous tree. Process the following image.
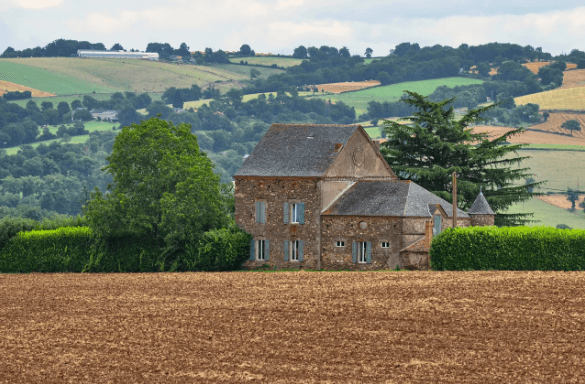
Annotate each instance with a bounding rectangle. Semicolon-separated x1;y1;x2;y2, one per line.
84;117;231;259
380;91;542;226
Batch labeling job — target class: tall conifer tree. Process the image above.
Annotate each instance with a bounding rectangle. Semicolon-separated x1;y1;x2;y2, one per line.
380;91;542;226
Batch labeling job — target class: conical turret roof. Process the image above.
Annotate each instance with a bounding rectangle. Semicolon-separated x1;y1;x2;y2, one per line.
468;191;495;215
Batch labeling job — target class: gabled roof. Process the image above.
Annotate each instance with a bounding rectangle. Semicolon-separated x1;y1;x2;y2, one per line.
468;192;495;215
234;124;360;177
323;180;469;218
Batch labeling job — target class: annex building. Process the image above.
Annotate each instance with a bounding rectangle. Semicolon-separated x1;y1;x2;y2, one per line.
234;124;494;270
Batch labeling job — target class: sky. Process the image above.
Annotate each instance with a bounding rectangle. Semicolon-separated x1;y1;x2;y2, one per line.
1;0;585;56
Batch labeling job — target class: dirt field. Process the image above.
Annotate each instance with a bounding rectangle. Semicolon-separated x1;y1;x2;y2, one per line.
1;272;584;383
472;125;585;145
316;80;380;94
561;69;585;89
530;113;585;139
537;194;585;210
0;80;55;97
522;62;577;74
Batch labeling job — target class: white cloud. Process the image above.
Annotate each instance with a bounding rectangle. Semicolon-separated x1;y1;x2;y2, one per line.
10;0;63;9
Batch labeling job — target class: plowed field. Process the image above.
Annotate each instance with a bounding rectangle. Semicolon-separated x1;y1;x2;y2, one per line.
316;80;380;93
561;69;585;89
529;113;585;139
0;80;54;97
472;125;585;145
1;272;584;383
537;194;585;210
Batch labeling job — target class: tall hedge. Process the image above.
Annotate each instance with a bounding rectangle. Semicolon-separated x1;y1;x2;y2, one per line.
0;223;251;273
0;227;92;273
430;226;585;271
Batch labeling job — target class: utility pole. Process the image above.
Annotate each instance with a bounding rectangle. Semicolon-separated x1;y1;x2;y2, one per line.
452;172;457;228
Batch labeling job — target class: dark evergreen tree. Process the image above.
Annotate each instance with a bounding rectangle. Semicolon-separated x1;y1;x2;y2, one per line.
380;91;542;226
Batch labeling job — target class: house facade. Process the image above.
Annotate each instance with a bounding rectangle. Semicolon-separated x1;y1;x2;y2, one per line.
234;124;494;270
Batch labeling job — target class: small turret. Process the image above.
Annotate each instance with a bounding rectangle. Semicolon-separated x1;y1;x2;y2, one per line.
468;189;495;226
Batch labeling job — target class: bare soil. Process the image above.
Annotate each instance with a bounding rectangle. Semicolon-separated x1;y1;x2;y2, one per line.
0;80;55;97
537;194;585;210
561;69;585;89
473;125;585;145
317;80;380;94
1;272;584;383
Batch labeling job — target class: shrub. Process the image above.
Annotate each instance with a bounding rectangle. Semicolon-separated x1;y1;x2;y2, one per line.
0;227;92;273
84;234;164;272
180;226;252;271
430;226;585;271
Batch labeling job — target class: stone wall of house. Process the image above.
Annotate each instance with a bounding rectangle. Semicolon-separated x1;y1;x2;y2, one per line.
470;215;495;226
400;251;431;270
234;177;321;269
321;216;404;270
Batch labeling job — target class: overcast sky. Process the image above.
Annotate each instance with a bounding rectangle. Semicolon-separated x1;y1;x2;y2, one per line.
1;0;584;56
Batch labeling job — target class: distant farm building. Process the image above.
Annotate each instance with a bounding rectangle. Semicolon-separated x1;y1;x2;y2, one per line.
91;110;119;121
77;50;159;60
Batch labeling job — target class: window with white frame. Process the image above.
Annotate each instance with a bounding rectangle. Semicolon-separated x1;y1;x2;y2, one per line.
291;240;300;261
291;203;299;223
257;240;266;260
336;241;345;247
381;241;390;248
358;241;367;263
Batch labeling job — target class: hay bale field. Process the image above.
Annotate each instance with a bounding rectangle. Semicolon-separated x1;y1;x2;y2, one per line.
0;80;55;97
1;272;584;382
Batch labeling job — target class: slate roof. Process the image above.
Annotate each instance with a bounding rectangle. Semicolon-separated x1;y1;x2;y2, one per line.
468;192;495;215
234;124;360;177
323;180;469;218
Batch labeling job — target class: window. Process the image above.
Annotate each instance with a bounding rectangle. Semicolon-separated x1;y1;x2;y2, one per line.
284;202;305;224
381;242;390;248
352;241;371;264
284;240;304;262
358;241;367;263
291;203;299;223
256;240;267;260
433;215;442;236
255;202;266;224
291;240;300;261
336;241;345;247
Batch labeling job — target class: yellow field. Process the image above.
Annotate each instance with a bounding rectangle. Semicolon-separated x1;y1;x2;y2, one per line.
0;80;55;97
515;87;585;110
522;61;577;74
316;80;380;94
472;124;585;145
560;69;585;89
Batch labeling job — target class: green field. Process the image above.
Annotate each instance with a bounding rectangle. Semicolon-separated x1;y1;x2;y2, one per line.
0;58;260;95
505;197;585;229
212;63;284;79
229;56;302;68
511;150;585;191
310;77;485;116
0;59;119;95
522;144;585;151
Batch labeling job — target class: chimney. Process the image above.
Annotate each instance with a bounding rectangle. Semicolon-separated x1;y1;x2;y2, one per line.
334;143;343;152
424;220;433;248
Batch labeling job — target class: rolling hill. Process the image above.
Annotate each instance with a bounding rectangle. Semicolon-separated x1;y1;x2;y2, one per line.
0;58;284;96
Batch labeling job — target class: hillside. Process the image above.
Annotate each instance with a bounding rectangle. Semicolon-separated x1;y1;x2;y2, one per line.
0;58;283;95
308;77;484;116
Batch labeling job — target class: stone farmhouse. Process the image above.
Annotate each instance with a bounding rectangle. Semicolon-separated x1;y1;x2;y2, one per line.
234;124;494;270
